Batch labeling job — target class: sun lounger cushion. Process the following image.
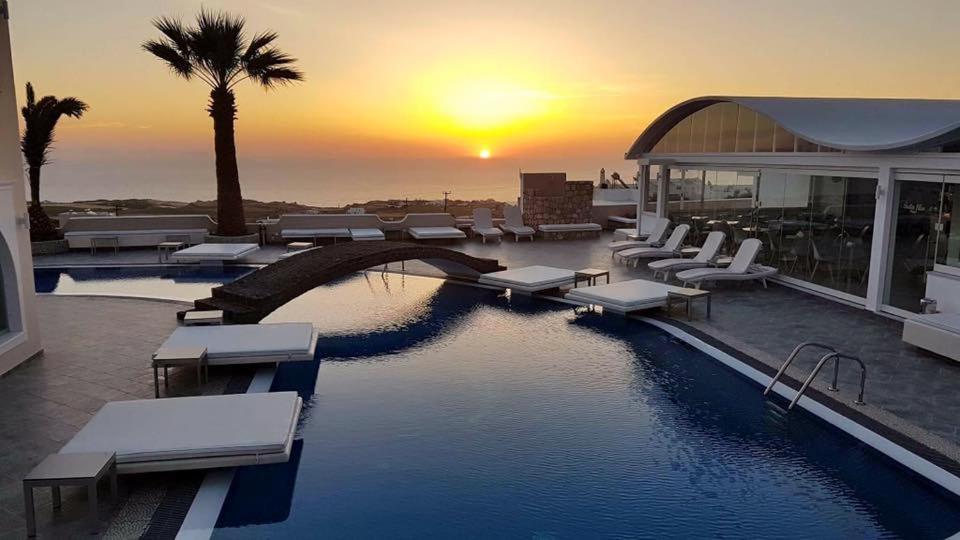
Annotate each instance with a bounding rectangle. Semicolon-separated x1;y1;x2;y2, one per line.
478;265;575;292
281;228;351;239
566;280;681;313
537;223;602;233
173;243;259;261
350;228;385;241
502;225;535;236
159;323;318;364
472;227;503;238
676;264;778;283
60;392;301;465
407;226;467;239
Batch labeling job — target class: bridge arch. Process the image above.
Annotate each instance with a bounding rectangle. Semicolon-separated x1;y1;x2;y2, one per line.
194;241;505;323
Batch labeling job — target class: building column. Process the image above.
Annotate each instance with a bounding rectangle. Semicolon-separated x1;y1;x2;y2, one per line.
656;166;669;218
865;165;895;312
636;163;648;234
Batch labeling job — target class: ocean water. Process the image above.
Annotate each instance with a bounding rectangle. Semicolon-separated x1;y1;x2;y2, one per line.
37;153;628;206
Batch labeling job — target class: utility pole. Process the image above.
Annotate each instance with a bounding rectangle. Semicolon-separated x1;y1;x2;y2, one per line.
442;191;451;213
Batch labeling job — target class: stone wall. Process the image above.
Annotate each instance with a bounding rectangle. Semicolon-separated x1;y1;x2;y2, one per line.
522;176;595;228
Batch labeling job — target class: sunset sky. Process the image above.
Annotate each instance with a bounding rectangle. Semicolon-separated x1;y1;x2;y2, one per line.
8;0;960;204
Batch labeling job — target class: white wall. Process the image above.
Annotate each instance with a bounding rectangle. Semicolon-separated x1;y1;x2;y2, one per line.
926;270;960;314
0;3;42;375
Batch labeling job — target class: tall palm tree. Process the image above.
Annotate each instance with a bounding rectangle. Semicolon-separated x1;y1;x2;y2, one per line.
20;82;88;242
143;10;303;236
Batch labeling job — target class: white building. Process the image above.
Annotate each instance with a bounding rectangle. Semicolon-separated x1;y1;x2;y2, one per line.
0;1;42;375
629;96;960;317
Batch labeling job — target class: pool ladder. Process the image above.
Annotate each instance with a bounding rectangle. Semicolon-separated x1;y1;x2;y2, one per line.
763;342;866;411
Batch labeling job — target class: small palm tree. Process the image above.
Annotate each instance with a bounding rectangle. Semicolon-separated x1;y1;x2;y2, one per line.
20;82;88;242
143;10;303;236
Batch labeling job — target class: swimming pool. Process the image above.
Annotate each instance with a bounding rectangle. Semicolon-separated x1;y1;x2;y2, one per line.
204;274;960;539
34;265;253;301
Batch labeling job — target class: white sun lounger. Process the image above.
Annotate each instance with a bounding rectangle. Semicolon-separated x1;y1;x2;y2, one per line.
500;205;535;241
676;239;777;288
59;392;302;474
478;265;576;293
566;279;683;314
608;218;670;254
173;243;259;263
471;208;503;243
648;231;726;280
616;224;690;266
350;228;385;241
158;323;319;366
407;227;467;240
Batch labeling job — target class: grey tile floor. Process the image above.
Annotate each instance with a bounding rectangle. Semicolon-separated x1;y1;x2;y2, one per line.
0;296;232;538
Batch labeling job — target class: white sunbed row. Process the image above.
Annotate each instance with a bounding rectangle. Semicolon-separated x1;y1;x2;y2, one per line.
53;321;320;477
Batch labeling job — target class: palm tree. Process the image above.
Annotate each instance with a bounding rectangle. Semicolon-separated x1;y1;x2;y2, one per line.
143;10;303;236
20;82;88;242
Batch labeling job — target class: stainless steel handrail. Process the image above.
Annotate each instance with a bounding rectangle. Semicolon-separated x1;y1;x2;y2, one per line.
787;352;866;410
763;342;837;396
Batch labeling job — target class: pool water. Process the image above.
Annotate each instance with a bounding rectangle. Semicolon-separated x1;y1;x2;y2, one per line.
210;274;960;539
34;266;252;301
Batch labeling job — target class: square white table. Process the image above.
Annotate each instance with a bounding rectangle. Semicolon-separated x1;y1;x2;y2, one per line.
23;452;117;537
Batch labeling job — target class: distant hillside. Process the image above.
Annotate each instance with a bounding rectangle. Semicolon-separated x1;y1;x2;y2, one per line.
41;197;507;222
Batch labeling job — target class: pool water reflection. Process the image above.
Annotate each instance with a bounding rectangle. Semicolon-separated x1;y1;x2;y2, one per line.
214;273;960;539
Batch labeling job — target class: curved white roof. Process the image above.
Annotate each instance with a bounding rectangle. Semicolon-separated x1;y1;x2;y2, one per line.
626;96;960;157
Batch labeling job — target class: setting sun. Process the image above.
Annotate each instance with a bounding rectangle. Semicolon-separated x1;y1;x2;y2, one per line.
479;148;491;159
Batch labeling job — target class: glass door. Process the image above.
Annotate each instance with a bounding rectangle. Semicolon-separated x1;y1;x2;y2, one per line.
884;177;945;311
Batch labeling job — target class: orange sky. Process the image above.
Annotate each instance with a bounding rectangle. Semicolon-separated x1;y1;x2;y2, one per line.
8;0;960;202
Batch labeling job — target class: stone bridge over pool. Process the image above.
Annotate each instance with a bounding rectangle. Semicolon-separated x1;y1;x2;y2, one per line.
194;241;505;323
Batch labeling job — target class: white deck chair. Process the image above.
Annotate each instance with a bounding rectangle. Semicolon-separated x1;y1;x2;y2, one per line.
471;208;504;243
616;224;690;267
676;238;777;288
500;205;535;242
608;218;670;255
648;231;726;281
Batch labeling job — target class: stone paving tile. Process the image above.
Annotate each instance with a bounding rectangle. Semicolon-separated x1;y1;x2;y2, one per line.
0;295;185;536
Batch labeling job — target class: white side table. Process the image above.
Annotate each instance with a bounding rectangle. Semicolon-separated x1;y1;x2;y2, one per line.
23;452;117;537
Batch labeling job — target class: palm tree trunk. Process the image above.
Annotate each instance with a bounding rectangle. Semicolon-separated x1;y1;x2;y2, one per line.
209;87;247;236
26;165;56;241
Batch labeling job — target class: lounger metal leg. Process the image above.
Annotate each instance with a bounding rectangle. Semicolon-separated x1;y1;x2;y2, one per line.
88;482;99;532
109;467;118;501
52;486;61;508
153;366;160;398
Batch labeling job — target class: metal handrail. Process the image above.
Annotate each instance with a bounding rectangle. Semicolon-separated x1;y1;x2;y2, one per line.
763;342;836;396
787;352;866;410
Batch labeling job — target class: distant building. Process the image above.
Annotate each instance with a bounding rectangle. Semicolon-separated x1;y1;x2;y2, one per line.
0;5;42;374
628;96;960;316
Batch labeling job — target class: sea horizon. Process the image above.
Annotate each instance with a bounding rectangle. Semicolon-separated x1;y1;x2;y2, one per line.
35;151;631;207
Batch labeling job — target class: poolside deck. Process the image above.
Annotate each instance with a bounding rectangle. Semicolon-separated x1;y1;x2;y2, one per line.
0;296;247;538
15;232;960;534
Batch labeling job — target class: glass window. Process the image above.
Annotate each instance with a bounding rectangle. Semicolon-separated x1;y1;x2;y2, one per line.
754;114;775;152
796;137;819;152
645;165;660;213
885;179;943;310
676;116;692;153
774;125;795;152
0;264;6;336
689;109;706;153
735;107;756;152
704;105;721;153
719;103;738;152
938;182;959;269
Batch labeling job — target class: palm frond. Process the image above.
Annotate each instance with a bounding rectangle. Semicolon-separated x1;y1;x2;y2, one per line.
244;48;303;87
143;40;194;79
55;98;89;118
241;31;277;63
24;82;35;108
